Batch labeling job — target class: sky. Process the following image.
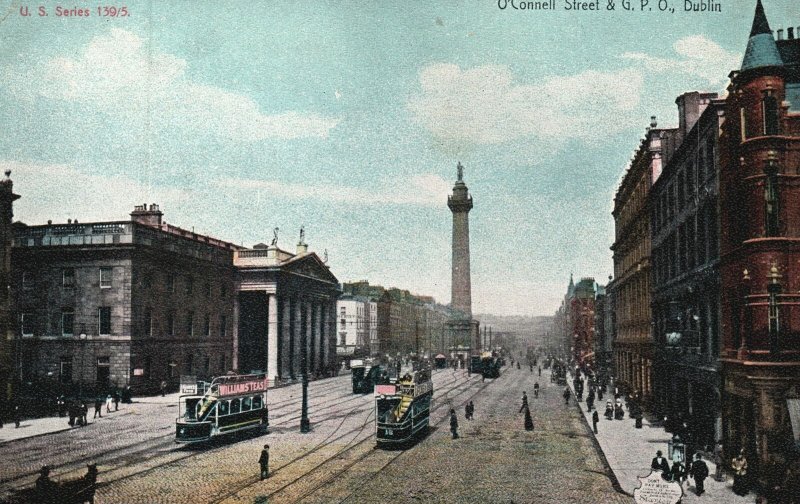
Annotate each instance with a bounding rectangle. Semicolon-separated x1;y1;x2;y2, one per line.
1;0;797;316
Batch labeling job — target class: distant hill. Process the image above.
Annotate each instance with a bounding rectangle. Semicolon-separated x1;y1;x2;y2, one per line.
474;314;553;348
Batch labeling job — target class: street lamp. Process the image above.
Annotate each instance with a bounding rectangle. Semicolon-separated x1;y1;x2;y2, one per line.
77;332;87;399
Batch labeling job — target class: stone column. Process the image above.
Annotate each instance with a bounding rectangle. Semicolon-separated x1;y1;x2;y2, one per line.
232;294;240;372
293;298;302;379
305;302;313;375
267;294;279;386
281;297;292;380
314;303;322;374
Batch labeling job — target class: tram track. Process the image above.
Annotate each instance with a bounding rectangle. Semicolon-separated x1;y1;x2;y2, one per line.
206;371;478;504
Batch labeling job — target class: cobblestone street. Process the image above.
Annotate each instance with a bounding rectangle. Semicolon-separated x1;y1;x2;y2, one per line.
1;366;631;503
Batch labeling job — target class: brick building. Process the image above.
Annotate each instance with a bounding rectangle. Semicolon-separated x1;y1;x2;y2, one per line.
718;0;800;483
650;91;724;451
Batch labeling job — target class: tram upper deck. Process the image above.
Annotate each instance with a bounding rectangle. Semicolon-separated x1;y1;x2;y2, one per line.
176;373;268;443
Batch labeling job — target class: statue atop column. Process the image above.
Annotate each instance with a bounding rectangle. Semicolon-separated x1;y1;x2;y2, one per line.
299;225;305;245
457;161;464;182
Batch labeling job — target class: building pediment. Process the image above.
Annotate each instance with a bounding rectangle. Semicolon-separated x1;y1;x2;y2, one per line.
283;253;338;284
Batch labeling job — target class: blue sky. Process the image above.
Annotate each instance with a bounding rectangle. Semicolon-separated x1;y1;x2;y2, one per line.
1;0;796;315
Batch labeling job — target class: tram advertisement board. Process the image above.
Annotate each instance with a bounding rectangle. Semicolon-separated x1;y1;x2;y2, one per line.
375;385;396;396
218;377;268;397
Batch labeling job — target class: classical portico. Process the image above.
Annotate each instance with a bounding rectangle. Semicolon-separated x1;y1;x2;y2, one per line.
234;242;340;386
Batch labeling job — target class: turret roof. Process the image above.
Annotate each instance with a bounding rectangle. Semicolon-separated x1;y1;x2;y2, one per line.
741;0;783;71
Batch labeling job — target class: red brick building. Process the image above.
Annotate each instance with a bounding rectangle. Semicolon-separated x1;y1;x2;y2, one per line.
718;0;800;484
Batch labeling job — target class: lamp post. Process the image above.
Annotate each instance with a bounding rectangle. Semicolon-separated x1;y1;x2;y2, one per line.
300;314;310;433
77;332;87;399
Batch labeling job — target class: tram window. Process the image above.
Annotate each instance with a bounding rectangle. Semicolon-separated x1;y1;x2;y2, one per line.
253;395;263;409
230;398;241;414
218;401;229;416
242;396;252;411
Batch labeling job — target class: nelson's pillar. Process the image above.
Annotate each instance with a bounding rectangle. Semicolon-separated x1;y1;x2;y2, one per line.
447;162;479;361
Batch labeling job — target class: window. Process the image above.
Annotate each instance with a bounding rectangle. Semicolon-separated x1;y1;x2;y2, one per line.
142;272;152;289
219;315;227;337
59;357;73;384
62;268;75;288
22;271;33;289
218;400;229;416
763;95;779;135
186;311;194;337
242;396;252;411
253;395;263;410
230;398;241;414
98;307;112;335
168;313;175;336
740;107;748;141
765;165;780;237
100;267;112;288
204;356;210;374
61;309;74;336
204;314;210;337
144;309;152;337
185;276;193;295
167;274;175;293
96;356;110;388
21;312;34;336
186;354;194;374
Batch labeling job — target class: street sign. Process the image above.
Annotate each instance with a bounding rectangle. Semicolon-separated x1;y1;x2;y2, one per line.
633;470;683;504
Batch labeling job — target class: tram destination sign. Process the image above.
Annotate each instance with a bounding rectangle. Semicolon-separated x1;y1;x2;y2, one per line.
218;377;268;397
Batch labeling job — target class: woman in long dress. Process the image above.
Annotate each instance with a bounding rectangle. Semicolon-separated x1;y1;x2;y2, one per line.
523;405;534;431
731;449;749;496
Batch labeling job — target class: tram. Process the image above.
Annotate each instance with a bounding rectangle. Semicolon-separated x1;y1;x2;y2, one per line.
375;366;432;447
350;359;383;394
175;373;268;444
481;352;501;379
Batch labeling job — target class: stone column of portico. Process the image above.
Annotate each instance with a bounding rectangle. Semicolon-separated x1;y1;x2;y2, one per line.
293;298;303;380
281;297;292;380
267;293;279;386
305;302;313;376
314;303;322;375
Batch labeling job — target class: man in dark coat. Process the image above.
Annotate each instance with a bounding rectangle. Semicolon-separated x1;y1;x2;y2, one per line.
689;453;710;495
563;387;571;405
592;410;600;434
93;397;102;418
519;392;528;412
259;444;269;480
449;409;459;439
651;450;670;475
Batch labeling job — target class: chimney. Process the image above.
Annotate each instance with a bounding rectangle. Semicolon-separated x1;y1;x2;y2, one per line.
777;28;784;40
675;91;718;137
130;203;163;227
788;27;794;39
296;242;308;255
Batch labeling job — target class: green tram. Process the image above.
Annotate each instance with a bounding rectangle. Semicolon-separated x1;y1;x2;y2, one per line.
375;367;432;447
175;373;268;444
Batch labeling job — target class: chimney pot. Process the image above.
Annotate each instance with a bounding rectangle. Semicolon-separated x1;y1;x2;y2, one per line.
789;27;795;39
67;219;72;224
777;28;784;40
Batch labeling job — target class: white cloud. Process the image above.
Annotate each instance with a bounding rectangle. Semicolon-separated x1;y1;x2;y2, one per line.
621;35;740;87
218;173;450;207
2;28;339;141
2;160;192;224
407;63;643;146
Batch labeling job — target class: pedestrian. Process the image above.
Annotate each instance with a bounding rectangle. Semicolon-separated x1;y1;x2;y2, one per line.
105;393;112;413
516;362;520;370
68;402;76;427
651;450;671;475
122;385;132;404
597;386;604;401
160;380;167;397
592;410;599;434
465;401;474;420
670;458;687;488
529;364;533;373
113;390;120;411
519;392;528;412
57;395;66;417
13;404;21;428
563;387;571;405
586;394;594;412
713;442;725;481
533;382;539;398
449;409;459;439
35;465;56;503
93;397;103;418
689;453;709;496
538;366;542;376
81;402;88;426
259;444;269;480
731;448;749;496
523;404;534;431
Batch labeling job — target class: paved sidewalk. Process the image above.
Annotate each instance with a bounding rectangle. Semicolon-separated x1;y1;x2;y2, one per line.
0;394;179;445
566;372;758;503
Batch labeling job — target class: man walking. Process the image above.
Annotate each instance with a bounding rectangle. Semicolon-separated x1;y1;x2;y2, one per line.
689;453;709;496
651;450;670;475
259;444;270;480
519;392;529;412
592;409;599;434
93;397;102;418
449;409;459;439
563;387;571;405
533;382;539;398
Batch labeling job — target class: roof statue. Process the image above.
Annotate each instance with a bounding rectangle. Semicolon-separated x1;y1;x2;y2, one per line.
323;249;329;264
299;225;305;244
271;227;279;246
457;161;464;182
